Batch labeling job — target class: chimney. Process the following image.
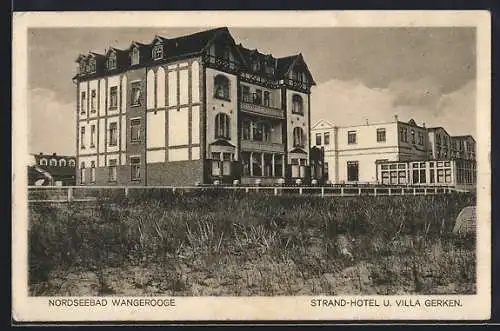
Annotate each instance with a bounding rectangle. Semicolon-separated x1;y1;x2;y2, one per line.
39;152;43;155
394;114;398;122
365;119;369;125
422;122;426;128
52;153;56;156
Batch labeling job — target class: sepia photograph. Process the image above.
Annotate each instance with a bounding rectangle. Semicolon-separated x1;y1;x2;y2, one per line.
12;11;491;321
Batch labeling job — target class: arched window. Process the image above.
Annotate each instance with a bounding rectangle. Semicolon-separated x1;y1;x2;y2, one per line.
215;113;230;139
49;159;57;166
107;53;116;70
131;47;140;65
69;159;76;167
292;94;303;114
293;127;305;147
214;75;230;100
40;158;48;166
59;159;67;167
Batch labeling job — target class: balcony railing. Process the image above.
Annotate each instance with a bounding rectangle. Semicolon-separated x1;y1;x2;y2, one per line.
241;139;285;153
203;55;239;73
240;101;284;119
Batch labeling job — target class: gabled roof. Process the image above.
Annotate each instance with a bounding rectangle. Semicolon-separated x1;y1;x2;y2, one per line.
289;148;308;154
210;139;235;147
311;120;335;130
276;55;298;77
150;27;232;60
127;41;150;51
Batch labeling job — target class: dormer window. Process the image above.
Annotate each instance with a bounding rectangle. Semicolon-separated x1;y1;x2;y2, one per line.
152;44;163;60
131;47;140;65
252;59;261;72
107;53;117;70
89;59;96;73
265;63;275;75
79;61;86;74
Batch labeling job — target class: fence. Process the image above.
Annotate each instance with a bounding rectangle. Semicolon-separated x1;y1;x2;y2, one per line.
27;184;458;203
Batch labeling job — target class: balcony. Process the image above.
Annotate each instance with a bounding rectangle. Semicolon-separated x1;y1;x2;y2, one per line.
240;101;284;119
241;139;285;153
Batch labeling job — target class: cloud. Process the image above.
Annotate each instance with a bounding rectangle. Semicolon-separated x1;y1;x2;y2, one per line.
310;79;395;127
389;76;442;108
311;78;476;138
28;88;76;155
435;80;476;136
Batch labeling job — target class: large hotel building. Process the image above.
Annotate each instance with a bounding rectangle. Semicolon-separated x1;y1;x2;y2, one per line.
74;27;315;186
311;116;476;190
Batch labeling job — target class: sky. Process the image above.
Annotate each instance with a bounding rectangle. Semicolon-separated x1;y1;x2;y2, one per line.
27;27;476;155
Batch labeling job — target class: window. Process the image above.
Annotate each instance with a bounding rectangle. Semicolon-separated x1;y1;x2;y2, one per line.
437;169;444;183
445;169;452;183
274;154;283;177
265;63;275;76
242;86;251;103
211;152;233;176
347;131;357;144
252;153;262;176
291;159;300;178
39;158;47;166
108;159;117;182
107;53;116;70
252;59;261;72
130;81;141;106
324;132;330;145
90;161;96;183
90;124;96;148
412;162;427;184
293;127;305;147
253;121;270;142
59;159;67;167
130;157;141;180
131;47;140;65
80;91;87;114
411;129;416;144
50;159;57;166
400;127;408;142
215;113;230;139
254;89;262;105
130;118;141;142
89;59;96;73
90;90;97;113
109;86;118;109
316;133;322;146
80;162;86;184
292;94;303;114
242;120;251;140
242;152;251;176
324;161;329;179
109;122;118;146
263;91;270;107
347;161;359;182
418;132;424;145
69;159;75;167
214;75;230;100
376;128;386;142
152;44;163;60
80;127;86;149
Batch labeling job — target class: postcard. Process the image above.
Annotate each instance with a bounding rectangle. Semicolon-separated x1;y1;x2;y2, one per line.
12;10;491;322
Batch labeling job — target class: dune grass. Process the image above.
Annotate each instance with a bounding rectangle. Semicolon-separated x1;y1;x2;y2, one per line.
28;190;476;296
